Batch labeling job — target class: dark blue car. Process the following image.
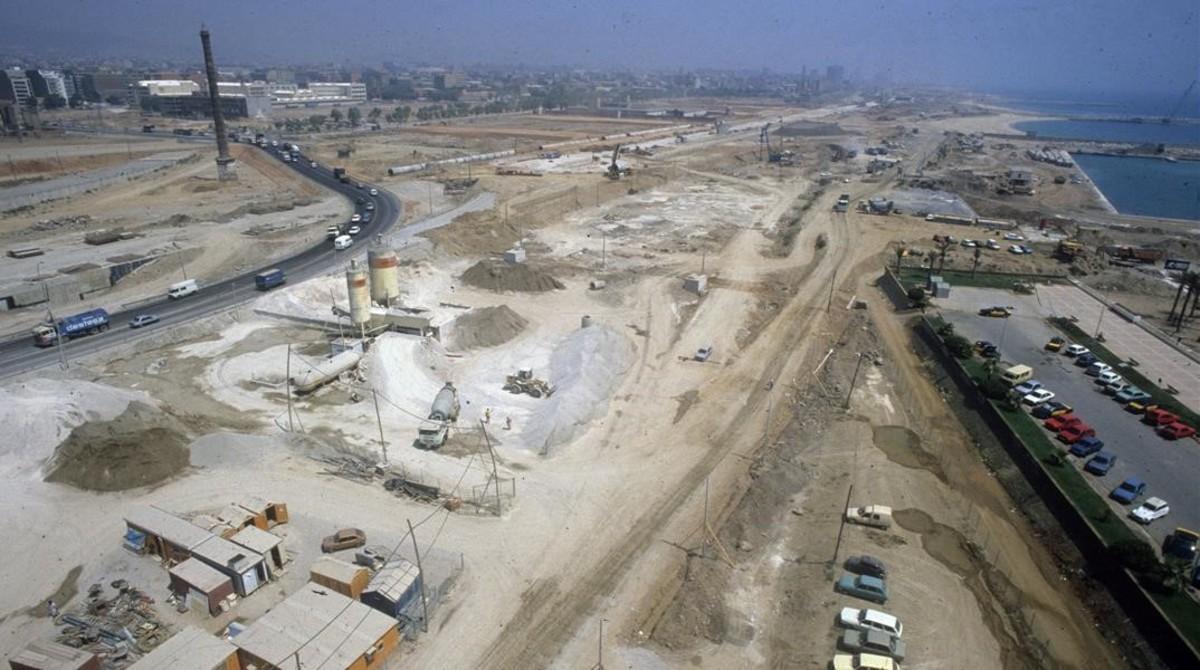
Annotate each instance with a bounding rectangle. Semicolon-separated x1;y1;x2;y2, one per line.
1075;352;1099;367
1069;436;1105;457
1032;401;1071;419
1085;451;1117;475
1109;477;1146;504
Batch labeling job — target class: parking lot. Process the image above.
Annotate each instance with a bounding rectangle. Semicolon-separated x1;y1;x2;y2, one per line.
936;285;1200;546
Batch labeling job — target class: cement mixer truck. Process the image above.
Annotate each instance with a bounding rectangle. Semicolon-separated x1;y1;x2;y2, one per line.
416;382;461;449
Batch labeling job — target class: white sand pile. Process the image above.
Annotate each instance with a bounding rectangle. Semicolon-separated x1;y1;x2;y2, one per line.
521;325;634;454
0;379;152;480
366;334;453;421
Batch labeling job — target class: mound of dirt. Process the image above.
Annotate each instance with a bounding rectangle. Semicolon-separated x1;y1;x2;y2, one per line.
461;259;565;293
447;305;529;350
43;401;191;491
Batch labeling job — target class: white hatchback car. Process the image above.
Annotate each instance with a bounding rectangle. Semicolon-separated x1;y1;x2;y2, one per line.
1131;497;1170;524
839;607;904;638
1022;389;1056;406
1064;344;1089;357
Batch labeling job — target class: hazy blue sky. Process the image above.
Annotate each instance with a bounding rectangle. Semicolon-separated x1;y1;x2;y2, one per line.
7;0;1198;95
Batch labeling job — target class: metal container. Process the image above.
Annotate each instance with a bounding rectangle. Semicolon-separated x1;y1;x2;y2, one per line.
429;382;460;421
346;260;371;327
581;315;593;328
367;239;401;305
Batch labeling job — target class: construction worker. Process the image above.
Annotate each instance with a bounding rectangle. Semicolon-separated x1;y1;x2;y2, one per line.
505;416;512;431
47;600;58;618
484;407;492;424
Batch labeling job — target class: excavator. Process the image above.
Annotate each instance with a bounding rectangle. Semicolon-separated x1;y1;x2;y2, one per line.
606;144;632;180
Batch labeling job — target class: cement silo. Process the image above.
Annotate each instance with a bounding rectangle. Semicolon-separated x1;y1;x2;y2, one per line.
346;260;371;327
368;238;401;305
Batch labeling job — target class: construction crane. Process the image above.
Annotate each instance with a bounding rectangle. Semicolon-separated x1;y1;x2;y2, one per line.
1162;79;1198;125
759;123;788;163
606;144;630;180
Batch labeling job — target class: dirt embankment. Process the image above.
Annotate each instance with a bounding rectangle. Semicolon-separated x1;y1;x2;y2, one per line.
446;304;529;350
461;259;565;293
43;401;191;491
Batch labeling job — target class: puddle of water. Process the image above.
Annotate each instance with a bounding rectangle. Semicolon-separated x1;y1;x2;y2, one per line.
893;508;974;576
871;425;946;481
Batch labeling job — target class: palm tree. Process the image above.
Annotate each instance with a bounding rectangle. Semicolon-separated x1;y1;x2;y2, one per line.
937;238;952;274
971;247;982;278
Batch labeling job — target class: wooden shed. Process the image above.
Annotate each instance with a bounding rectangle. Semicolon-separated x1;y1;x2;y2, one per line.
128;625;240;670
229;526;285;575
8;640;99;670
310;556;370;599
169;558;235;617
235;497;288;529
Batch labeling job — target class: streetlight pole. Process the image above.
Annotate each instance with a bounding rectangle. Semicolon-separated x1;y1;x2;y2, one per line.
844;352;865;408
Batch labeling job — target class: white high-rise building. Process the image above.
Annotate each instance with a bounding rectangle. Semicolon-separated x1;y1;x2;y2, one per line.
39;71;68;100
3;68;33;105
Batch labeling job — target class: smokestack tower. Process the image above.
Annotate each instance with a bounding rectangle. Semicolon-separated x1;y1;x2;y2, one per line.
200;27;235;180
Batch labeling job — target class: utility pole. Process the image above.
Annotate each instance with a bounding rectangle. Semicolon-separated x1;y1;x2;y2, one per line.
480;420;503;516
373;390;388;465
826;266;838;312
591;618;606;670
844;352;865;408
285;344;294;432
1094;306;1106;338
43;283;67;369
406;519;430;633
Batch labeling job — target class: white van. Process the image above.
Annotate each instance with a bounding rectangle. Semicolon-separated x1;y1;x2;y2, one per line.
167;279;199;299
1000;364;1033;385
333;235;353;250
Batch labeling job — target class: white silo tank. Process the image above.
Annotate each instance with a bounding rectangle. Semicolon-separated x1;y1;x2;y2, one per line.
346;260;371;327
368;238;401;305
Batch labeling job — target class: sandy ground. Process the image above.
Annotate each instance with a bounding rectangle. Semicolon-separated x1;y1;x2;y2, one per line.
0;100;1152;669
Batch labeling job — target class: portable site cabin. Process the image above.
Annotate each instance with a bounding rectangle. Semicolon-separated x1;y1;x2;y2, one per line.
124;507;268;597
169;559;235;616
8;640;99;670
235;497;288;528
127;625;240;670
230;525;285;574
231;585;399;670
310;556;370;599
190;535;268;597
361;559;423;621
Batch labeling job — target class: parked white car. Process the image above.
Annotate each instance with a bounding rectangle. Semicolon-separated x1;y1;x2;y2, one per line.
1095;370;1123;387
839;607;904;637
1131;497;1170;524
1086;362;1112;376
1004;232;1025;241
1022;389;1056;406
1064;344;1089;357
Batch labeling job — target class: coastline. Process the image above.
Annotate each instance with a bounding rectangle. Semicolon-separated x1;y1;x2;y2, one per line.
1069;156;1119;215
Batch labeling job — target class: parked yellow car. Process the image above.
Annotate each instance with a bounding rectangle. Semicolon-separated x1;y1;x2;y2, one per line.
1045;336;1066;352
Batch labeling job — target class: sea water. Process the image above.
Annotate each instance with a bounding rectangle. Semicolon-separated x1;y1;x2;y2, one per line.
1013;119;1200;146
1072;154;1200;221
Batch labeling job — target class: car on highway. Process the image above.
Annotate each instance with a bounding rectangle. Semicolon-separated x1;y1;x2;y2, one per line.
1115;387;1152;404
1069;435;1104;456
333;234;353;250
310;161;318;168
355;182;365;189
1087;361;1113;376
1013;380;1043;396
129;314;160;329
1131;497;1170;524
1058;423;1096;444
1085;451;1117;475
831;652;897;670
1064;344;1089;357
835;574;888;604
365;201;375;211
978;306;1011;318
1075;352;1099;367
1142;408;1179;427
321;527;366;552
844;555;888;579
1032;401;1073;419
1044;413;1082;432
347;225;362;236
838;607;903;637
1158;422;1196;440
369;187;379;196
838;629;906;662
350;213;362;223
1023;389;1056;406
1110;477;1147;504
1095;371;1122;387
1045;336;1066;352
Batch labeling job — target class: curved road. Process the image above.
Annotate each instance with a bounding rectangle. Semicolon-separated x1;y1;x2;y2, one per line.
0;145;401;378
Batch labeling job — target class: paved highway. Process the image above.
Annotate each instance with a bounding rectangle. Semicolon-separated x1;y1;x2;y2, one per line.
0;143;401;379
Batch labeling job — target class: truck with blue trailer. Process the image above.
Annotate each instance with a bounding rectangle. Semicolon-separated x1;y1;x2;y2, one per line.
254;268;286;291
32;308;110;346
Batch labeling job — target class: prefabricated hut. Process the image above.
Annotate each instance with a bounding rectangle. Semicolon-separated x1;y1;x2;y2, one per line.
231;585;399;670
168;558;235;617
8;640;99;670
127;625;240;670
361;559;423;621
310;556;371;599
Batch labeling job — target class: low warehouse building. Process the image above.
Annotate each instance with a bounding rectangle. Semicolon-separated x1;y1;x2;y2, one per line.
310;556;370;599
361;559;423;621
190;534;268;597
128;625;240;670
169;558;235;616
124;506;213;563
8;640;99;670
232;585;399;670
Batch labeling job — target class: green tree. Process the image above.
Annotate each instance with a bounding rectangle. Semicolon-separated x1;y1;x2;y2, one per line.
943;334;973;359
307;114;326;132
906;286;928;312
368;107;382;122
347;107;362;126
329;108;343;124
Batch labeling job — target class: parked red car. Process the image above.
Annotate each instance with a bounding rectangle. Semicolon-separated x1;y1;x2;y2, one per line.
1158;423;1196;441
1044;413;1082;433
1058;423;1096;445
1142;408;1179;427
